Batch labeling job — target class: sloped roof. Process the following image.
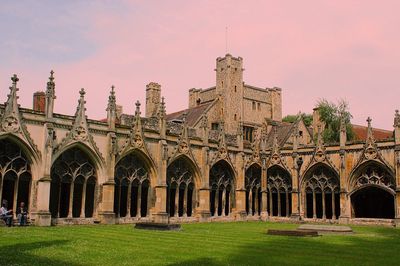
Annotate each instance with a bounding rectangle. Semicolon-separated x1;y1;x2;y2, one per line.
166;102;213;126
265;122;296;147
352;124;393;141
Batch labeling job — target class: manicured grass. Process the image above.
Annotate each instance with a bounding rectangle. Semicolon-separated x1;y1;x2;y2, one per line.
1;222;399;265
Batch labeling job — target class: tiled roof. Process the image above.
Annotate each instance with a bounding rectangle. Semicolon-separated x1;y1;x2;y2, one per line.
352;124;393;141
265;122;296;147
166;102;213;126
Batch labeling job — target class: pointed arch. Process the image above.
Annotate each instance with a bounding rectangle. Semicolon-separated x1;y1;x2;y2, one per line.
209;159;235;217
0;138;32;217
348;160;395;193
166;154;199;218
52;141;104;176
49;146;97;219
114;149;155;218
245;163;262;216
301;162;340;220
267;165;292;217
0;134;39;165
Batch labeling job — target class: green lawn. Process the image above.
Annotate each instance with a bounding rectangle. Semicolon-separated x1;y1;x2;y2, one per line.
0;222;399;265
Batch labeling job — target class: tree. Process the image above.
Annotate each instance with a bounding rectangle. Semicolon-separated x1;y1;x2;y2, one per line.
316;99;354;143
282;113;313;127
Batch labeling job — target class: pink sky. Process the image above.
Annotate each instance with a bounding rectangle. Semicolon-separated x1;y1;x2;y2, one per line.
0;1;399;129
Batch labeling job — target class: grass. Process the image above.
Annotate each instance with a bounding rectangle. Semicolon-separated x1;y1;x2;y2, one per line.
0;221;399;265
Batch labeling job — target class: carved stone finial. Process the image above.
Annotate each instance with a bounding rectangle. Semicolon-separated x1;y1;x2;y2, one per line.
49;70;55;83
182;110;188;124
11;74;19;86
366;116;374;143
340;115;346;133
135;100;141;117
158;97;166;119
79;88;86;97
394;110;400;127
107;85;116;112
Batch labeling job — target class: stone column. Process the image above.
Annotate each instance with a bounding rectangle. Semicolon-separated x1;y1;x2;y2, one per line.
34;178;52;226
68;182;74;218
322;190;326;220
277;191;281;217
269;190;273;217
126;183;132;218
174;187;179;217
80;180;87;218
137;183;142;218
260;166;268;221
183;185;188;217
286;191;290;217
234;152;247;220
13;178;19;217
312;190;317;219
332;191;336;220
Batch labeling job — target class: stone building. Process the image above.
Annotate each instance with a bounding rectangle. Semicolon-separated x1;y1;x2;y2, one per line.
0;54;399;227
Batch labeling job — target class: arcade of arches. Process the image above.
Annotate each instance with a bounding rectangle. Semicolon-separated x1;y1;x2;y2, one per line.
1;138;398;225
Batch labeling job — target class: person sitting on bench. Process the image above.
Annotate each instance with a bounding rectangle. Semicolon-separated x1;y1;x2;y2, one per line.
17;202;28;226
0;200;13;227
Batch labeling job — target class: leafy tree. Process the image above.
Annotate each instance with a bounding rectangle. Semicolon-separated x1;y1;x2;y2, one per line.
282;113;313;127
316;99;354;143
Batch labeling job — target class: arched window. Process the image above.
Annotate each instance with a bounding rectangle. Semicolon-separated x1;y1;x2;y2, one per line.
350;162;395;219
0;139;32;215
167;157;195;218
267;166;292;217
209;160;234;217
303;165;339;220
49;148;97;218
245;164;261;216
114;153;150;218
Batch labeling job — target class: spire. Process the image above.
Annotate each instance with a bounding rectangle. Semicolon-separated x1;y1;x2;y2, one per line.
107;85;116;112
340;113;347;148
366;117;374;144
394;110;400;127
45;70;56;119
1;74;20;133
106;85;117;130
70;88;89;141
158;97;166;119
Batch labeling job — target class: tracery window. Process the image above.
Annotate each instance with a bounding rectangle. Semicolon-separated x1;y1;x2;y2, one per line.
267;166;292;217
209;160;234;217
0;139;31;215
245;164;261;216
114;153;150;218
167;158;195;217
303;166;340;220
49;148;97;218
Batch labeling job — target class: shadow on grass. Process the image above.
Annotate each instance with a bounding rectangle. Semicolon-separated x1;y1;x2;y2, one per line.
2;240;81;266
169;228;400;266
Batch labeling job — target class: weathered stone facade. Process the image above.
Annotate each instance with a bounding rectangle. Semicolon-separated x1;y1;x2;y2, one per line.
1;55;399;227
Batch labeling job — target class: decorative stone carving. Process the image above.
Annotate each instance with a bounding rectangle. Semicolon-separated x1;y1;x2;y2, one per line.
354;166;395;191
0;74;40;158
54;88;105;164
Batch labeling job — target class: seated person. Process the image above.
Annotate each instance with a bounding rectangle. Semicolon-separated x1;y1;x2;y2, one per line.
0;200;13;227
17;202;28;226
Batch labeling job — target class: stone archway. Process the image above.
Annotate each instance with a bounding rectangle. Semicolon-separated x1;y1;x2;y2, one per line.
114;152;151;218
49;147;97;219
0;139;32;215
302;164;340;220
209;160;235;217
267;165;292;218
350;162;395;219
245;164;261;216
166;156;197;218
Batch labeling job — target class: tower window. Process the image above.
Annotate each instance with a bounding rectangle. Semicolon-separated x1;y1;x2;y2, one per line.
252;101;256;110
234;114;237;121
299;131;303;137
243;126;254;142
211;123;219;130
257;103;261;110
196;98;201;105
234;85;237;92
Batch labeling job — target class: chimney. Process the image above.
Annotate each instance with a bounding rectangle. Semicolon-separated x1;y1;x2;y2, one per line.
312;107;325;139
33;91;46;112
145;82;161;117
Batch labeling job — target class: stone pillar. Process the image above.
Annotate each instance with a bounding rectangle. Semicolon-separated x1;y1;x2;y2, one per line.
234;152;247;220
260;165;268;221
196;147;211;221
152;139;168;223
33;178;52;226
99;180;115;224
